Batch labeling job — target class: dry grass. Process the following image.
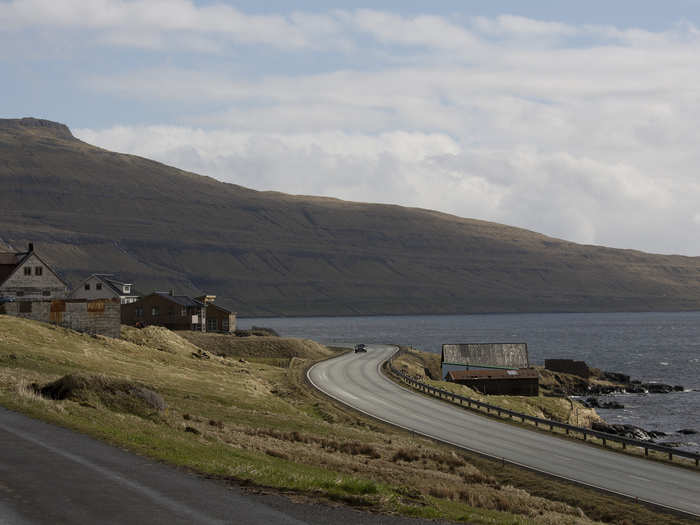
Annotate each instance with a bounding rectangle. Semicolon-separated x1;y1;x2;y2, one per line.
0;316;694;525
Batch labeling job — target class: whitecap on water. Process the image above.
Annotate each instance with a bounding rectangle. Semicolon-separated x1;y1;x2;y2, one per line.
660;362;670;366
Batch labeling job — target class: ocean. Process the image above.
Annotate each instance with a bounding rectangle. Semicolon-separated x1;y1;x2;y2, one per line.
239;312;700;452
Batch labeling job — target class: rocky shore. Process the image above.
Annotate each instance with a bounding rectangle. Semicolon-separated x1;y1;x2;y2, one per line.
539;366;696;448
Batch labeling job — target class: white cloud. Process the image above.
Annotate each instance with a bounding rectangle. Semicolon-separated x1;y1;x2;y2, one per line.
0;0;329;49
7;2;700;254
472;15;578;38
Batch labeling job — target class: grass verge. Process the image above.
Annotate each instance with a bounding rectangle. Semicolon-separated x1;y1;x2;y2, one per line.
0;317;695;525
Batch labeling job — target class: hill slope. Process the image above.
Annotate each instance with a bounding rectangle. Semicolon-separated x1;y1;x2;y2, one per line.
2;117;700;315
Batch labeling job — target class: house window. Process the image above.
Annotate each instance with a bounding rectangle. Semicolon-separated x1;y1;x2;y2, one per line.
124;285;131;293
181;307;187;316
222;319;229;331
16;291;24;297
42;291;51;297
152;306;159;316
35;267;42;276
135;307;143;318
207;318;218;331
85;283;90;290
24;267;31;276
19;301;31;313
96;283;102;290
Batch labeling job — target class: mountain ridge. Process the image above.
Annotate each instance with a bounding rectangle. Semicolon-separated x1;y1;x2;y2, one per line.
2;117;700;316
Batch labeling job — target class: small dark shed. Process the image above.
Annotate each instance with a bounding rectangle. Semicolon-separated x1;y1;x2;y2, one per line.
544;359;591;378
445;368;539;396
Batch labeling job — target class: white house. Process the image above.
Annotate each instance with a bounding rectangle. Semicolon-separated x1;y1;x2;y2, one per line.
70;274;139;304
0;243;69;300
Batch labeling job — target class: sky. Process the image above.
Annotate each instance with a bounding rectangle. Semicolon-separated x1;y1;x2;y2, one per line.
3;1;700;256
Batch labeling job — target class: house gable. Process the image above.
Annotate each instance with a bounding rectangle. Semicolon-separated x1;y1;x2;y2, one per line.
0;252;68;299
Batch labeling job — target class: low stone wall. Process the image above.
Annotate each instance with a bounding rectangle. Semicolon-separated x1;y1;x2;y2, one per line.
0;299;121;338
545;359;591;378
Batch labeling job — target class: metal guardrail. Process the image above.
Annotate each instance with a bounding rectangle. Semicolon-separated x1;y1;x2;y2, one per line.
387;360;700;467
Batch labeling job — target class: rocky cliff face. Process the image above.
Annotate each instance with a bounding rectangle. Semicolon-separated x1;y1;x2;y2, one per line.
3;118;700;316
1;117;74;140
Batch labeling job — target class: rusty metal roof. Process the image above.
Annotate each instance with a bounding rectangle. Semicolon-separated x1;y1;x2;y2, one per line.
0;253;21;265
0;251;30;286
441;343;529;369
446;368;538;381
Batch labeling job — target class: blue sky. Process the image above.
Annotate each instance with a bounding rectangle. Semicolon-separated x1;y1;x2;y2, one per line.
3;1;700;255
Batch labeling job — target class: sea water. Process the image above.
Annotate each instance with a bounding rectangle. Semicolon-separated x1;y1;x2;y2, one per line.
239;312;700;452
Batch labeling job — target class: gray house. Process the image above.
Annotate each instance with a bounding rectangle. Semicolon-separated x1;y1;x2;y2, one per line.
71;274;139;304
0;243;69;300
441;343;529;380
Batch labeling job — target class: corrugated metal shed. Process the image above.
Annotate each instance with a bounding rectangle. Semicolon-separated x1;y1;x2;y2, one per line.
441;343;529;369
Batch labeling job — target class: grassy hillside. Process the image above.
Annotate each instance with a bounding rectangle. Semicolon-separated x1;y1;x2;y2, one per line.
3;117;700;315
2;316;694;525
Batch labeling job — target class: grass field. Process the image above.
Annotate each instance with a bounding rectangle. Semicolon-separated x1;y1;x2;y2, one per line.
0;317;694;525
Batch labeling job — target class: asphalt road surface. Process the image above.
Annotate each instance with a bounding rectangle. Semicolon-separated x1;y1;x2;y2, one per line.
308;345;700;517
0;407;447;525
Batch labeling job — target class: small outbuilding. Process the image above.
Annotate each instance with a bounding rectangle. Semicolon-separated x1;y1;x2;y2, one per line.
445;368;539;396
544;359;591;378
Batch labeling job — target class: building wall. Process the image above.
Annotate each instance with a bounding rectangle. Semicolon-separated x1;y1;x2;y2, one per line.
0;299;120;338
0;254;68;300
441;343;529;379
70;275;120;301
544;359;591;378
121;294;205;331
205;305;236;333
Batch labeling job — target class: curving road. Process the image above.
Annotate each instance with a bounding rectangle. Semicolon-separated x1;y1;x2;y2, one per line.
308;345;700;517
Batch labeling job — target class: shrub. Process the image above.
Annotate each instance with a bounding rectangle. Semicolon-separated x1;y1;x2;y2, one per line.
39;374;165;417
391;448;421;462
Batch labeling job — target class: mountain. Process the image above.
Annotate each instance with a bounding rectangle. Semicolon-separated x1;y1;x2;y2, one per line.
2;117;700;316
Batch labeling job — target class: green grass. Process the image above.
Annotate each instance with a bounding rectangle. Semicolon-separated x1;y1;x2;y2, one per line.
1;316;696;525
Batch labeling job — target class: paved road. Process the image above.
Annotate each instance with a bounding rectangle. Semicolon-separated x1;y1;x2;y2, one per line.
308;345;700;517
0;407;445;525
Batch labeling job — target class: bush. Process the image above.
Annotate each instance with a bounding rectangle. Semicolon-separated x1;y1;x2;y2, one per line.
391;448;421;462
234;326;279;337
39;374;166;417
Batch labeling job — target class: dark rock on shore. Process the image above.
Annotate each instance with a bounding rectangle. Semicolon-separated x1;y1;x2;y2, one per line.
677;428;698;435
592;422;655;441
643;383;674;394
602;371;630;384
541;367;684;401
583;397;624;409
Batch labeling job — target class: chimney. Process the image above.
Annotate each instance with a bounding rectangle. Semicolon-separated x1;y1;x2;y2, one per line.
168;289;174;296
28;242;34;252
